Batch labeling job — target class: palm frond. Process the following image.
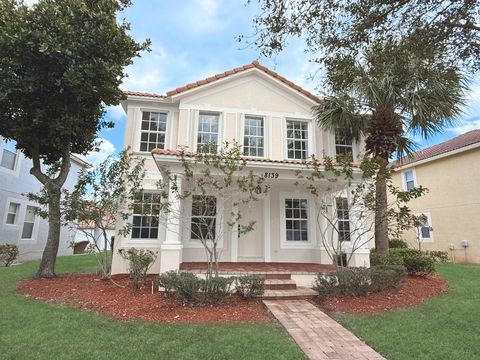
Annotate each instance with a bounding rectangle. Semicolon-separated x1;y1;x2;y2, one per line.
395;135;418;162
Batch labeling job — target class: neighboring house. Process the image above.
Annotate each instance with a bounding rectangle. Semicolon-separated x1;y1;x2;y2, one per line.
73;218;116;253
0;137;90;261
392;129;480;263
111;60;370;275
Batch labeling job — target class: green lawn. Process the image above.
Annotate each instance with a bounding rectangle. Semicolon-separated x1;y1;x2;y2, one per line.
0;255;306;360
337;263;480;360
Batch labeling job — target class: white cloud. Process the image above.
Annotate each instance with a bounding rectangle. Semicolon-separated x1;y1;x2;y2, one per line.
448;76;480;135
78;138;116;167
105;105;125;121
180;0;223;35
448;118;480;135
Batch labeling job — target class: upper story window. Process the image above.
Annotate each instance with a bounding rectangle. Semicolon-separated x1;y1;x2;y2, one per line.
243;116;264;157
335;132;353;161
285;198;309;241
1;140;18;170
286;120;308;160
140;111;167;152
403;170;415;191
336;197;351;242
21;206;37;239
197;112;219;153
6;202;20;225
131;192;161;239
190;195;217;240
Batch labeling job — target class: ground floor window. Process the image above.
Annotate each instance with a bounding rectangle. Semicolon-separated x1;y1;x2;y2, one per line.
336;197;351;242
190;195;217;241
285;198;308;241
6;202;20;225
131;192;161;239
21;206;37;239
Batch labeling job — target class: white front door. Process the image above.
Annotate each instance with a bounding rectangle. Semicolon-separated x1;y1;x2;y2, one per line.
237;202;264;262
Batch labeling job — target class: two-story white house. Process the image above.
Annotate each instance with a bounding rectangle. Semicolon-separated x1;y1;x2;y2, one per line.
111;61;370;275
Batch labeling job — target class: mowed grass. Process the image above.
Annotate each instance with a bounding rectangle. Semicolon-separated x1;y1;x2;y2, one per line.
0;255;306;360
336;263;480;360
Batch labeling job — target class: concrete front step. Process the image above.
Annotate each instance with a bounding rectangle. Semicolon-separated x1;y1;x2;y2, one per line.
264;279;297;290
260;273;291;280
260;287;317;300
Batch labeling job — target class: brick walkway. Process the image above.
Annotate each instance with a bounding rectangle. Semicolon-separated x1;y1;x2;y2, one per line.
263;300;385;360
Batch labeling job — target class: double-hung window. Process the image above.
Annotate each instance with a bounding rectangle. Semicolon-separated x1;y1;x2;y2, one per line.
285;198;309;241
1;140;18;170
140;111;167;152
6;203;20;225
416;213;433;241
131;192;161;239
286;120;308;160
243;116;264;157
336;197;351;242
335;132;353;161
190;195;217;241
21;206;37;239
403;170;415;191
197;112;219;153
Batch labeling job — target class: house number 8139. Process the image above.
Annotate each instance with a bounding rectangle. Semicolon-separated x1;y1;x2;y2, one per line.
264;172;279;179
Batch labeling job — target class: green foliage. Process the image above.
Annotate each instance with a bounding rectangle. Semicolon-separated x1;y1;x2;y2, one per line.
202;276;235;303
171;272;204;304
402;252;435;276
118;248;156;291
425;251;449;264
235;275;265;299
313;266;406;299
155;271;179;297
0;244;19;267
389;239;408;249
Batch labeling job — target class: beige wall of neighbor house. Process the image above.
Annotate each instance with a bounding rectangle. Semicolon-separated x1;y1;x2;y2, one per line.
391;146;480;264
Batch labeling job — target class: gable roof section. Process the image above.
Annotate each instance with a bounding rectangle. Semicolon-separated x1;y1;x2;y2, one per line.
124;60;321;103
394;129;480;167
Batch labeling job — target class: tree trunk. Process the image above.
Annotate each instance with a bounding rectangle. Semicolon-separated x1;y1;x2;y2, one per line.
374;157;390;256
36;187;62;278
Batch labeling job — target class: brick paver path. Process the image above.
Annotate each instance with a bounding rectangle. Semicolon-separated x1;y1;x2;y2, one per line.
264;300;385;360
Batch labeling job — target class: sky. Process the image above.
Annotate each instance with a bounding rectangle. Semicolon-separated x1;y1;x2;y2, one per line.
26;0;480;165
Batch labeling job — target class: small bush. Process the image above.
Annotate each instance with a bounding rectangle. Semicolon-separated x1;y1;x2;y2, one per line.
370;249;403;266
118;248;156;290
312;273;338;300
369;265;407;292
0;244;19;267
156;271;179;297
236;275;265;299
402;252;435;276
173;272;204;304
202;276;235;303
425;250;449;263
389;239;408;248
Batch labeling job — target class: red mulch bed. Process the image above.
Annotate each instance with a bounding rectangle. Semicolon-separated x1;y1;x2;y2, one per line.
314;274;449;314
16;273;272;324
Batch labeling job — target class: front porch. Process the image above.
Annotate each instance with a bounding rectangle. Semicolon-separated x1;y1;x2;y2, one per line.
180;262;336;274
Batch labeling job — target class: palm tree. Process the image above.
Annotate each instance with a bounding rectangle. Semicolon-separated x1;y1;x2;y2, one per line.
314;47;466;256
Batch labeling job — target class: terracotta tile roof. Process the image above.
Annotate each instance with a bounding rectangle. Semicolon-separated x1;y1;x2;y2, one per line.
394;129;480;167
124;61;322;103
151;148;360;167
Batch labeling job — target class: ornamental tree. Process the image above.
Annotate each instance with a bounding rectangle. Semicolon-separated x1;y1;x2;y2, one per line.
0;0;149;277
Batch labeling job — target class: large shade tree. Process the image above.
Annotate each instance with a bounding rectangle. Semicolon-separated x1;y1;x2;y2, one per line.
0;0;149;277
314;45;466;255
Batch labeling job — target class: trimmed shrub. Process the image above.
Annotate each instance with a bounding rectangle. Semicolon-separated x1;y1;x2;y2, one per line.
370;249;403;266
0;244;19;267
389;239;408;248
236;275;265;299
425;250;449;263
202;276;235;303
172;272;203;304
369;265;407;292
118;248;156;290
312;273;338;300
156;271;179;297
402;251;435;276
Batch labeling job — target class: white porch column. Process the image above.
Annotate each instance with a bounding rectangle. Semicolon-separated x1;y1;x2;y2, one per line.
263;193;271;262
160;175;183;273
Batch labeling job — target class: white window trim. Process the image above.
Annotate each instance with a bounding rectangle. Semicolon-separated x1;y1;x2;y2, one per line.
193;111;224;154
0;138;21;176
335;196;351;244
283;118;315;161
402;168;417;191
415;212;434;243
3;199;21;228
334;132;354;159
279;192;317;249
135;108;172;154
19;205;39;242
240;114;268;159
184;194;224;249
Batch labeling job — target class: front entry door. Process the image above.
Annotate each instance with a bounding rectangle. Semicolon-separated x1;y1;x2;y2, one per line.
237;202;264;262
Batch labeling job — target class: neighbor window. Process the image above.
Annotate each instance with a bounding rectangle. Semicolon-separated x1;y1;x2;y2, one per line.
6;203;20;225
140;111;167;152
131;192;161;239
1;140;17;170
404;170;415;191
417;213;433;240
243;116;264;157
336;197;351;242
285;198;308;241
190;195;217;240
335;132;353;161
286;120;308;160
21;206;37;239
197;112;219;153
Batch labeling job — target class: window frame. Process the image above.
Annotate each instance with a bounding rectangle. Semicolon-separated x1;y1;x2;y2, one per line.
242;115;265;158
279;192;316;249
402;169;417;191
285;119;310;160
0;138;20;174
334;132;354;161
189;195;217;242
138;110;169;153
5;202;20;226
196;111;222;154
20;205;38;241
130;192;162;241
415;212;434;242
335;197;351;243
